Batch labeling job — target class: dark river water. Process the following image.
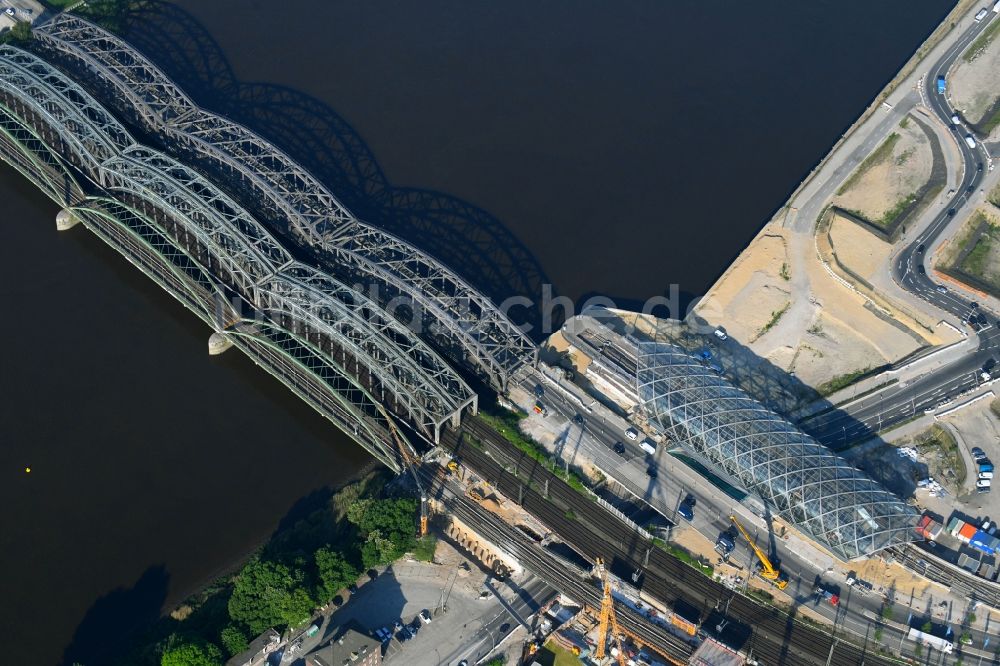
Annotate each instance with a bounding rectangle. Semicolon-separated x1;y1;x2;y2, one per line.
0;1;950;663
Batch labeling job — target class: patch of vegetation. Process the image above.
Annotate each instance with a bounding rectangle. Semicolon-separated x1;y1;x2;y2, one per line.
651;538;714;577
746;588;774;603
779;262;790;281
564;508;577;521
874;626;883;643
539;641;582;666
900;117;910;130
962;234;993;278
875;192;918;230
964;15;1000;62
895;146;916;166
412;534;437;562
818;366;872;397
914;424;966;487
837;133;900;196
109;471;405;665
479;411;591;494
982;105;1000;134
754;303;790;340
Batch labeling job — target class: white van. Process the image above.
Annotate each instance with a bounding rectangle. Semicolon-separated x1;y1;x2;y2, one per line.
980;471;994;480
977;478;992;488
640;439;657;455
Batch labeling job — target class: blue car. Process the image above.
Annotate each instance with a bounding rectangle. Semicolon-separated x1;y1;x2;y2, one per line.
678;502;694;521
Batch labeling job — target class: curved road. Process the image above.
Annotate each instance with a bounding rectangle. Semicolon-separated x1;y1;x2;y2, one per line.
805;10;1000;447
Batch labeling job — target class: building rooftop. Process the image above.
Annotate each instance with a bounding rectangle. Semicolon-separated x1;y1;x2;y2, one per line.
307;620;380;666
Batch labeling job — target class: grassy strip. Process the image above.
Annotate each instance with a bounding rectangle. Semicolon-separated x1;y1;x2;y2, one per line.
757;303;790;338
478;411;590;494
962;235;993;277
876;193;919;230
651;538;714;577
817;366;872;397
836;133;900;196
964;15;1000;62
540;641;583;666
982;105;1000;134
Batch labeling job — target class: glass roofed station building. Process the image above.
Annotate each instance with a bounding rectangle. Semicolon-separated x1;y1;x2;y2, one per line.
634;341;918;561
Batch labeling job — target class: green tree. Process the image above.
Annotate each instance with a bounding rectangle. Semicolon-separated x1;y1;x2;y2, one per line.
220;624;249;657
315;546;358;601
9;21;31;42
160;636;222;666
921;620;932;633
347;498;417;567
228;558;315;634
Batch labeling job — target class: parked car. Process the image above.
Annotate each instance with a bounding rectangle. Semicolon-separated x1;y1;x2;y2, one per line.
419;610;432;624
977;479;992;489
972;447;987;460
714;327;728;341
678;501;694;522
625;427;639;441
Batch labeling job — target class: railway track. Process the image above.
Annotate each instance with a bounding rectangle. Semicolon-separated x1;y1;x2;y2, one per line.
443;416;904;665
422;468;694;662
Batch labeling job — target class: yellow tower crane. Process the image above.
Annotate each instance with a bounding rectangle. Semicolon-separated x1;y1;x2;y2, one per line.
729;515;788;589
592;558;628;666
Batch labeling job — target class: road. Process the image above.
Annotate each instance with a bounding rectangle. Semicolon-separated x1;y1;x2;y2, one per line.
804;10;1000;448
435;576;553;666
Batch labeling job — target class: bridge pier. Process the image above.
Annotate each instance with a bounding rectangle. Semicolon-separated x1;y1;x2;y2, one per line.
208;331;233;355
56;209;80;231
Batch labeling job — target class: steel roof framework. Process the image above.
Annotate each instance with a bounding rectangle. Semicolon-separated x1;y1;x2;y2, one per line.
636;342;918;560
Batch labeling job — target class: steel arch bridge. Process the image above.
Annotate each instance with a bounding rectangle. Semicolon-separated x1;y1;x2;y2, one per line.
32;13;537;392
0;43;488;471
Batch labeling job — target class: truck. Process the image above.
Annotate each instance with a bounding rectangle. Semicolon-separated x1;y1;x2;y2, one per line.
907;627;954;654
937;75;947;94
966;135;978;149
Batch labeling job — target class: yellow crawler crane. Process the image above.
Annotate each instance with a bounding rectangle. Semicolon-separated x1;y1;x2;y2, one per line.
729;515;788;590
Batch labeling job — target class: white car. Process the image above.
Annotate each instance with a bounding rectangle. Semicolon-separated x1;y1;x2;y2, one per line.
419;610;432;624
625;427;639;441
980;471;994;480
714;327;728;341
977;478;992;488
640;439;657;455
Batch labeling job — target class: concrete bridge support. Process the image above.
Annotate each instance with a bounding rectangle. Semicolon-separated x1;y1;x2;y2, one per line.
208;331;233;355
56;208;79;231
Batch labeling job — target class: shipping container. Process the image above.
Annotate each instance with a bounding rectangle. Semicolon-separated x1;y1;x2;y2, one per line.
926;520;943;539
959;522;978;542
947;516;962;535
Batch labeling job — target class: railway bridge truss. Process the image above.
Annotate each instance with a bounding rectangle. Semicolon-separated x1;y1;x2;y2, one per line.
0;41;526;471
31;13;537;393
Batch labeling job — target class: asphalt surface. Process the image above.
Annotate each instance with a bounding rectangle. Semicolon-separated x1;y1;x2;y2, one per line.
804;11;1000;448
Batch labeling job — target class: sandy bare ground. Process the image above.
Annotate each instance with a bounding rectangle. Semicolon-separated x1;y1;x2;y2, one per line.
833;120;933;222
828;213;893;282
951;21;1000;139
694;211;934;391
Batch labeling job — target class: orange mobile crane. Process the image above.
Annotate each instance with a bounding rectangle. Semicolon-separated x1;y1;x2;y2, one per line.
385;418;429;537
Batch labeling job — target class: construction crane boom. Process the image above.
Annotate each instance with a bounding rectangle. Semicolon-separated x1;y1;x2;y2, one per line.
729;515;787;589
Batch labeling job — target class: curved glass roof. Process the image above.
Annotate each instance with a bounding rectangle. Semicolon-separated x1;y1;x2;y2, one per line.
636;342;917;560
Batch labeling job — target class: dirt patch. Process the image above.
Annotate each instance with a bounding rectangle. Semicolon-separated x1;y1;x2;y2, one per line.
834;118;933;229
828;213;893;283
691;231;791;343
952;17;1000;139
